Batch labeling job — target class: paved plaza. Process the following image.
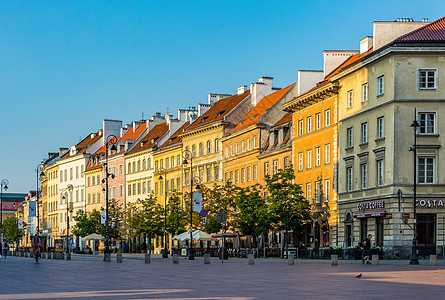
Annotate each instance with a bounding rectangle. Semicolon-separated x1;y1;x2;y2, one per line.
1;255;445;299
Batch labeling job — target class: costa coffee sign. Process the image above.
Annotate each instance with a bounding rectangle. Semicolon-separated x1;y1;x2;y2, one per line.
416;199;444;208
357;201;385;211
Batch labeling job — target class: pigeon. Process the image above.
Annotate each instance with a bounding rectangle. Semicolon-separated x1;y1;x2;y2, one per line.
355;274;362;278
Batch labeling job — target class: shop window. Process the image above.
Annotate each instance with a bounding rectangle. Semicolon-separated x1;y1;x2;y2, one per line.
416;214;436;246
360;218;368;242
376;217;384;247
345;213;353;248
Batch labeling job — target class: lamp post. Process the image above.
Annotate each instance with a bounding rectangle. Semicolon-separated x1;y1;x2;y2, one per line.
158;168;169;258
61;184;73;254
35;164;45;235
409;109;420;265
1;179;9;256
182;149;201;260
102;135;117;261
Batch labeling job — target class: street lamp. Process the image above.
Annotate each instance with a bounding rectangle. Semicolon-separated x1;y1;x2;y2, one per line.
408;110;420;265
61;184;73;254
102;135;118;262
35;163;45;235
182;149;200;260
1;179;9;256
158;168;169;258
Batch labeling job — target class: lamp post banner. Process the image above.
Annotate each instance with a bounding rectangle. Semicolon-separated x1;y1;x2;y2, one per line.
28;201;37;217
193;193;202;212
18;219;23;229
101;211;106;224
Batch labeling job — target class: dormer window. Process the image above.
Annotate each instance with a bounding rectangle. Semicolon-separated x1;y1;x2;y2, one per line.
201;116;209;123
217;110;226;117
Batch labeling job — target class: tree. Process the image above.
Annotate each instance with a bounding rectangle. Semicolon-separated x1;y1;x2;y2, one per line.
103;199;124;240
137;195;163;253
236;185;271;247
72;210;101;238
2;216;25;244
265;166;312;257
202;183;238;231
166;193;187;237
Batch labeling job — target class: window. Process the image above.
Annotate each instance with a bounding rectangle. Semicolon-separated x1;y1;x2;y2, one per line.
346;127;353;148
92;176;96;186
154;161;158;172
192;145;196;157
360;122;368;144
253;136;257;148
235;170;239;184
253;165;257;180
128;163;131;173
346;167;353;192
241;140;245;152
60;171;63;182
315;181;321;204
325;109;331;127
176;179;180;192
230;144;234;156
306;150;312;169
160;159;164;169
165;158;169;169
81;165;84;177
273;160;278;174
112;186;116;199
325;143;330;164
307;116;312;133
171;179;175;191
155;182;158;195
88;193;91;204
137;160;141;172
199;143;204;156
418;112;436;134
264;162;269;176
324;179;330;202
185;173;190;186
241;168;245;182
315;113;321;130
361;163;368;189
76;190;79;202
347;89;353;108
377;74;384;96
199;169;204;183
225;172;228;183
298;120;304;136
177;155;181;166
142;182;146;194
235;142;239;154
128;184;132;196
142;159;146;170
87;177;91;187
171;157;175;168
315;147;321;167
76;166;79;179
119;185;123;197
306;183;312;202
132;162;136;172
225;146;229;158
133;183;136;195
247;138;251;151
418;157;435;184
284;157;290;168
361;82;368;102
418;69;437;90
148;180;152;192
215;139;220;152
119;165;122;175
207;167;211;182
299;152;303;171
207;141;211;154
214;166;219;181
247;166;251;182
377;160;384;186
377;116;385;139
97;192;100;202
70;168;73;180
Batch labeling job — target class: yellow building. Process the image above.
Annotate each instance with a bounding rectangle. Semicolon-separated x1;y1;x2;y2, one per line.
85;154;104;214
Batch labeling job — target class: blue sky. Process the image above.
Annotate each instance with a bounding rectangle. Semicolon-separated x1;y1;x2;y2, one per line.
1;1;443;192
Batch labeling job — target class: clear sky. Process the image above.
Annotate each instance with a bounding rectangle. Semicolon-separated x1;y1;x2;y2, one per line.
1;1;443;192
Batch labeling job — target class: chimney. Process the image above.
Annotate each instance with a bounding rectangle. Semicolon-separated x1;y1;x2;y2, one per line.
250;76;273;106
178;107;198;122
208;93;230;105
102;119;122;146
165;113;173;124
360;36;373;55
323;51;358;78
373;20;429;50
59;147;68;156
237;85;247;95
198;103;211;117
297;70;324;96
120;126;129;137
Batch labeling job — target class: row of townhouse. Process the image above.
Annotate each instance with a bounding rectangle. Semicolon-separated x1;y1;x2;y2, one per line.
35;16;445;258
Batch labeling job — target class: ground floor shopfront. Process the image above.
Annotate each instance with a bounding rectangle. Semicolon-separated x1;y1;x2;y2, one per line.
338;196;445;259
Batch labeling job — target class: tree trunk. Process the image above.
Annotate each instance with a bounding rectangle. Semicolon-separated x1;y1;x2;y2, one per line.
285;230;288;259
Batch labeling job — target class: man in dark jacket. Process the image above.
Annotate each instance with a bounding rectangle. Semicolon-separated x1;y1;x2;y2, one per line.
362;234;372;264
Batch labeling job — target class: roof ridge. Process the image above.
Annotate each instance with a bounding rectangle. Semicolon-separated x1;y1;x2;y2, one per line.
396;16;445;41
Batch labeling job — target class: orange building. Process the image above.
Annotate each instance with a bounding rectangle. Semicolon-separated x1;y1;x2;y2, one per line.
222;83;296;188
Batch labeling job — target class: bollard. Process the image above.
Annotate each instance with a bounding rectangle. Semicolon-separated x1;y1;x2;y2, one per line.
47;252;52;259
204;254;211;264
65;252;71;260
288;255;295;265
117;253;123;263
331;254;338;266
41;252;46;259
248;254;255;265
145;254;151;264
430;254;438;266
372;254;379;266
104;253;111;262
173;254;179;264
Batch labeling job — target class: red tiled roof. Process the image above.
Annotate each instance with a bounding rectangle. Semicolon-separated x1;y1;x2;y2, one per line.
127;122;169;154
1;202;19;211
396;17;445;42
159;121;190;149
230;83;295;134
61;130;103;159
185;90;250;132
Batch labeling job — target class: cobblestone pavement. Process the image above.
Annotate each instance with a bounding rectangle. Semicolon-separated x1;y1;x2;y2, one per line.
1;255;445;299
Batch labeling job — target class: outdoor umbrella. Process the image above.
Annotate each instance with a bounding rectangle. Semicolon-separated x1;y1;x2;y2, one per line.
83;233;105;240
235;233;241;251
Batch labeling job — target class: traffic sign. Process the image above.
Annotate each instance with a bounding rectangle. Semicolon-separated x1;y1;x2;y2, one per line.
200;209;208;217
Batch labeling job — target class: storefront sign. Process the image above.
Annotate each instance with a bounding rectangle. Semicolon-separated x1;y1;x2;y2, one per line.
415;199;444;208
402;213;410;219
353;211;386;219
385;213;392;219
357;201;385;211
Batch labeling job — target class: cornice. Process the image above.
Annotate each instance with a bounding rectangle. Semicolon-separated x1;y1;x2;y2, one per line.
180;121;226;139
284;82;339;112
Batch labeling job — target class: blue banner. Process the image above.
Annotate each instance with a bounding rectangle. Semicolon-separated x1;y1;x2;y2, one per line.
28;201;37;217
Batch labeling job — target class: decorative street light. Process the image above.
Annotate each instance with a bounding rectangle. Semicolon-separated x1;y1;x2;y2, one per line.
61;184;73;254
35;163;45;235
158;168;169;258
182;149;200;260
0;179;9;256
408;109;420;265
102;135;118;262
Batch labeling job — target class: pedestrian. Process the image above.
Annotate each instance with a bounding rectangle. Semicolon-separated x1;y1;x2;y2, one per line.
362;234;372;265
2;238;9;259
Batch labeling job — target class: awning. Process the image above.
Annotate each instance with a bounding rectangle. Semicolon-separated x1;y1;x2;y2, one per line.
353;211;386;219
83;233;105;240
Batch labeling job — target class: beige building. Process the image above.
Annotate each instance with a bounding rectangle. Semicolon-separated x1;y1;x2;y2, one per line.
334;17;445;258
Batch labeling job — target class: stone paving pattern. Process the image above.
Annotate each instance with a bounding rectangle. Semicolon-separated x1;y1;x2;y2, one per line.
1;255;445;299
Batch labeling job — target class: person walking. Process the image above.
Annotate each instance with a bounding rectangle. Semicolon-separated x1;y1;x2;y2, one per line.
2;238;9;258
362;234;372;265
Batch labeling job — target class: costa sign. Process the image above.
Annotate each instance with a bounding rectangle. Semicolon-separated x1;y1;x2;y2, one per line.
357;201;385;211
416;199;444;208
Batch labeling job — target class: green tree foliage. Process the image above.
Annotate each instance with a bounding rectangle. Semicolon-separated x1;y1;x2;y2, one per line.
166;193;186;236
104;198;124;239
202;183;238;231
236;185;271;246
265;166;312;255
72;210;101;238
2;216;25;243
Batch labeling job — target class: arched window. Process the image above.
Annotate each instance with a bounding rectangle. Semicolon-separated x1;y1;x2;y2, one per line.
127;163;131;173
207;140;211;154
192;145;196;157
132;162;136;173
199;143;204;156
148;158;151;169
142;159;146;170
137;160;141;172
